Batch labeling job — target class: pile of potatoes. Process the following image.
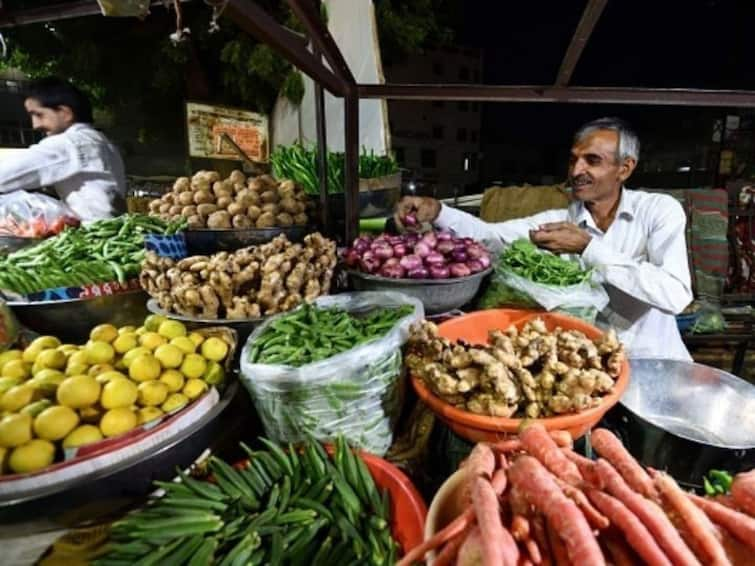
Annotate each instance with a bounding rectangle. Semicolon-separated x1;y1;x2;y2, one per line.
148;170;310;230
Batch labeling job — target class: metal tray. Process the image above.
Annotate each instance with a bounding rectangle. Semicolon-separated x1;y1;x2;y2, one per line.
184;225;311;255
348;268;492;315
0;381;240;529
8;290;149;343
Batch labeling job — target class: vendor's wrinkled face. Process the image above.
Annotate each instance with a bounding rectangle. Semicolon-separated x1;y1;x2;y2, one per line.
568;129;636;202
24;97;74;136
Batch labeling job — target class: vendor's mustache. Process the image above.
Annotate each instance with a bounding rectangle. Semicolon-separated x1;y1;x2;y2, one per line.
570;174;592;185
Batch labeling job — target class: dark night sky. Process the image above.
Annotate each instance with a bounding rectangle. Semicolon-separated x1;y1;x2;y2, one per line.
443;0;755;182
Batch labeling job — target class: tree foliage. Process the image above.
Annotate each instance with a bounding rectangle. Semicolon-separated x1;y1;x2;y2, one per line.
0;0;454;141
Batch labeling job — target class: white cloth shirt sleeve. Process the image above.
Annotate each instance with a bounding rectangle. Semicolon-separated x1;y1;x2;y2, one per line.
0;134;80;193
581;198;692;315
435;203;569;253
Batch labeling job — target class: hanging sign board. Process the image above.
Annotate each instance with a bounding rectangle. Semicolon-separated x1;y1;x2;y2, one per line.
186;102;269;163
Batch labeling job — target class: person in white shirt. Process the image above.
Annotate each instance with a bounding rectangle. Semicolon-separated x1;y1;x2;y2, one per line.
0;77;126;221
394;117;693;360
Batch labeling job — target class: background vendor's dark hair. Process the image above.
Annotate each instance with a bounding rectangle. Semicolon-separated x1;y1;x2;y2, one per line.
25;77;94;124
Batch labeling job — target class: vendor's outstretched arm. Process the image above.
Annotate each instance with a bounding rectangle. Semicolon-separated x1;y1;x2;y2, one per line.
435;204;568;253
0;136;77;193
581;199;692;314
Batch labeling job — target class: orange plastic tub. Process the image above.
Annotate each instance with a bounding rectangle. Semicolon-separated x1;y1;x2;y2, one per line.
411;309;630;443
362;450;427;555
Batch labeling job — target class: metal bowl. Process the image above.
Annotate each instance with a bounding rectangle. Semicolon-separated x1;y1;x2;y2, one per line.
8;290;149;343
0;381;240;529
600;358;755;487
0;236;42;255
184;225;311;255
347;268;492;315
147;299;264;346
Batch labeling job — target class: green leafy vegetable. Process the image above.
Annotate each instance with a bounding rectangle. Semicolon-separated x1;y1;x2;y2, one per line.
499;239;592;286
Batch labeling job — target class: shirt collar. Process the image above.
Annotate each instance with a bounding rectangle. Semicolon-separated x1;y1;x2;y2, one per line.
573;187;635;230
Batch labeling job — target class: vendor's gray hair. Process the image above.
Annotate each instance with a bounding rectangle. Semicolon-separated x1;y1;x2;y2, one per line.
575;117;640;163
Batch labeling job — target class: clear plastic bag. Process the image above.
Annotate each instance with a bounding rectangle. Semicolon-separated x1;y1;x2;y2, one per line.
479;265;609;324
0;191;79;238
240;292;424;455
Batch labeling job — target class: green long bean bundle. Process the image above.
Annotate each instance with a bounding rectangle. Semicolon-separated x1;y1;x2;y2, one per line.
249;304;412;366
0;214;184;295
270;144;398;196
499;239;592;286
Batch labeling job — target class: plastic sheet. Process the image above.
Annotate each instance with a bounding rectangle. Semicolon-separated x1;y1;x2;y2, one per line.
240;292;424;455
479;265;609;323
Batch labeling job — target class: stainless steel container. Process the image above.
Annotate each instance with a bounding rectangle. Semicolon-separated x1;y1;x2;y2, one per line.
184;225;311;255
600;358;755;488
0;236;42;255
348;268;492;315
8;289;149;343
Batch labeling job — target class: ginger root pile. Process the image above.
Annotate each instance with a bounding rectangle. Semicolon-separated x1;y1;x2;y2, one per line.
140;233;336;319
406;318;625;418
148;169;310;229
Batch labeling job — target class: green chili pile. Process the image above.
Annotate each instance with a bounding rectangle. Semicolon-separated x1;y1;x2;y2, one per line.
96;436;398;566
0;214;184;295
703;469;733;496
499;238;592;286
249;304;413;366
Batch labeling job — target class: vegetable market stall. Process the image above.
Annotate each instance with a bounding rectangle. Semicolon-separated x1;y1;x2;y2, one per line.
0;2;754;565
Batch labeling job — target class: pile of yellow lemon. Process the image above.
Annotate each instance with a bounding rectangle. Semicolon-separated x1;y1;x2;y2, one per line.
0;314;230;475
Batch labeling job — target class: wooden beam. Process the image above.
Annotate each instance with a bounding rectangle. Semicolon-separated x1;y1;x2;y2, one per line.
555;0;607;87
286;0;355;90
225;0;346;96
357;83;755;108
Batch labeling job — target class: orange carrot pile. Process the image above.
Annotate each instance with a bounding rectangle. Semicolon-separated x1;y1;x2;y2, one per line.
401;425;755;565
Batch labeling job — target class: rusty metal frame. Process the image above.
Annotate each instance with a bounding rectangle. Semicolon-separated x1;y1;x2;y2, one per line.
356;84;755;108
554;0;607;87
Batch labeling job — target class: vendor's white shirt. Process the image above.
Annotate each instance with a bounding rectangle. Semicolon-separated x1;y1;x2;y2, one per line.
0;123;126;221
436;188;693;361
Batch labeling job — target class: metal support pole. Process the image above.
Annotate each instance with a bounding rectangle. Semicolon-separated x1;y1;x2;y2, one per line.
313;55;330;236
344;92;359;244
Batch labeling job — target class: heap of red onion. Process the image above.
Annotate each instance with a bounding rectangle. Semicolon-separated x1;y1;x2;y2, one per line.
343;231;491;279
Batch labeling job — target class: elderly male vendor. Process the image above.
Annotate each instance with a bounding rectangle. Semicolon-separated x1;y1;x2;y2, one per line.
395;117;693;360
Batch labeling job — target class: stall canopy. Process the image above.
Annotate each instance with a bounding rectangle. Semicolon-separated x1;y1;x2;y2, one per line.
2;0;755;241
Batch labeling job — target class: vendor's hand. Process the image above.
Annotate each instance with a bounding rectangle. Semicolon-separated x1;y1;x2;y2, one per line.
530;222;592;254
394;196;441;231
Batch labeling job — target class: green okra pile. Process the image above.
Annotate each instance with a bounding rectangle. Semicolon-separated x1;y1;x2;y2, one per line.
249;303;413;366
0;214;184;295
95;435;398;566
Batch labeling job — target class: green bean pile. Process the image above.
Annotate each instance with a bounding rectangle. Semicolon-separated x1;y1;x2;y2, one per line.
249;304;413;366
270;144;399;196
96;436;398;566
0;214;184;295
500;238;592;286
